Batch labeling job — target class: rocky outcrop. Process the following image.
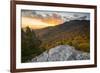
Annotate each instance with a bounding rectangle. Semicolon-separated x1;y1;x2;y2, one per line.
31;45;90;62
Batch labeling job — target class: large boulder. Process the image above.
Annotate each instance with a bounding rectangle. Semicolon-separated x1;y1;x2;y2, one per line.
31;45;90;62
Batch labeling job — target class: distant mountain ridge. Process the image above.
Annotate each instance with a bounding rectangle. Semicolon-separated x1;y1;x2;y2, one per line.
33;20;90;52
35;20;90;39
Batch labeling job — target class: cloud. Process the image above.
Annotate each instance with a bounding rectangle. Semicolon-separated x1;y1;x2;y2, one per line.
21;10;90;22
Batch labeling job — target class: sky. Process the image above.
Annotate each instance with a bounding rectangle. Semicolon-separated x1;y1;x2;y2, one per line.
21;10;90;29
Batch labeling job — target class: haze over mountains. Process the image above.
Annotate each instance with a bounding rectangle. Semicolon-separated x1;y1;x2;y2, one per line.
21;10;90;29
35;20;90;39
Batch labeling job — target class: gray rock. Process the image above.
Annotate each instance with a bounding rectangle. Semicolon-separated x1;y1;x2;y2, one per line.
76;52;90;60
31;45;90;62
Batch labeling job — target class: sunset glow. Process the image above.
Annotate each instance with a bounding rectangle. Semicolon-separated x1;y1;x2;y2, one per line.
21;10;90;29
22;17;63;29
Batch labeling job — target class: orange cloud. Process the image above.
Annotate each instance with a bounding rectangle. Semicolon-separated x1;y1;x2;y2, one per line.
22;16;63;29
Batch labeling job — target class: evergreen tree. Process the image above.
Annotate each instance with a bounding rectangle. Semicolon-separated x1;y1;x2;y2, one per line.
21;27;43;62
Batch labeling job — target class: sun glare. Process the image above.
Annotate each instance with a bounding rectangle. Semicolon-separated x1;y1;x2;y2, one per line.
22;17;63;29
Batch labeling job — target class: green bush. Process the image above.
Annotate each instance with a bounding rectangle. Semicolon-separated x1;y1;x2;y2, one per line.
77;43;90;52
71;35;90;52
